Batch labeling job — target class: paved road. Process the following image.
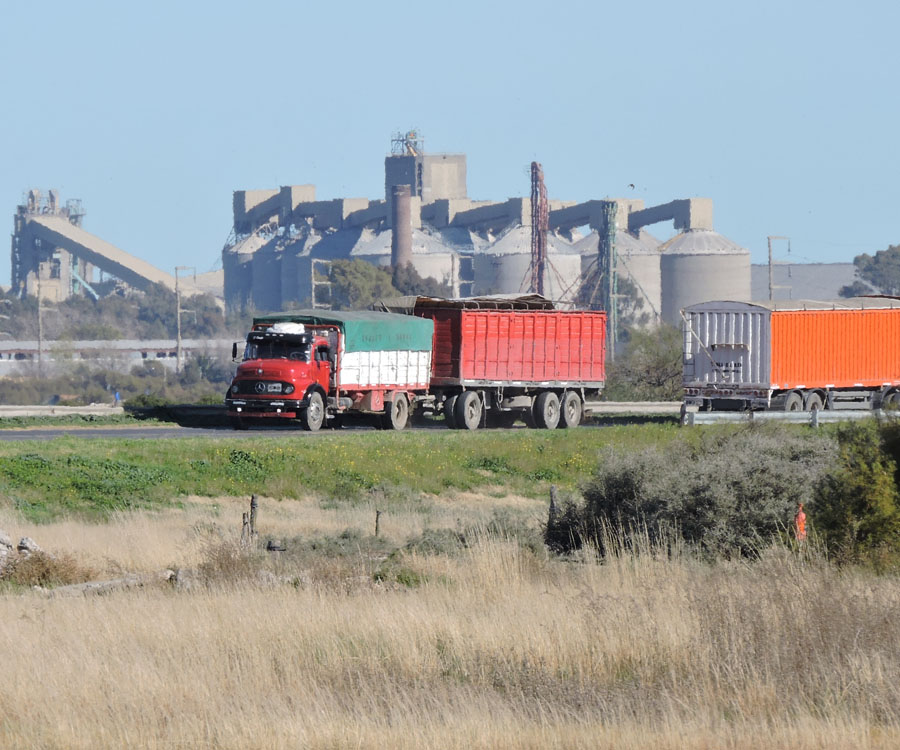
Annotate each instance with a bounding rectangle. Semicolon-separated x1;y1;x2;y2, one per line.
0;402;685;441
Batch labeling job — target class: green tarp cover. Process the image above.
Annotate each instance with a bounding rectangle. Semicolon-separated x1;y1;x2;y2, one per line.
254;310;434;353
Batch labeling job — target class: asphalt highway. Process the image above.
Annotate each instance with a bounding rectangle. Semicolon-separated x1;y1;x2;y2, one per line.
0;402;685;441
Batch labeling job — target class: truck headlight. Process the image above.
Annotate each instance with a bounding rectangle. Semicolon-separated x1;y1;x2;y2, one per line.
284;384;295;395
231;384;238;393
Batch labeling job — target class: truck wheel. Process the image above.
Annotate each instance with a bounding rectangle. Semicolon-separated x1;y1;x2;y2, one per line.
443;395;459;429
560;391;583;428
382;394;409;430
783;392;803;412
805;393;824;412
454;391;483;431
300;391;325;431
534;391;561;429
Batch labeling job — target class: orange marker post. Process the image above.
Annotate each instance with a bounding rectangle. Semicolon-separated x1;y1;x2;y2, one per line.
794;502;807;543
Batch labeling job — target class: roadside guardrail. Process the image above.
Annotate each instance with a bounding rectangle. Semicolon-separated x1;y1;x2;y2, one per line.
684;409;898;427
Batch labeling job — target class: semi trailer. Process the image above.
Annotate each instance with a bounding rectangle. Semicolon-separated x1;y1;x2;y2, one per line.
226;296;607;430
400;295;606;429
682;297;900;412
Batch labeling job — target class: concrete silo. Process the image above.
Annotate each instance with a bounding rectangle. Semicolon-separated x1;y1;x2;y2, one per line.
574;228;661;323
623;198;751;326
472;226;582;302
223;233;267;313
659;230;751;325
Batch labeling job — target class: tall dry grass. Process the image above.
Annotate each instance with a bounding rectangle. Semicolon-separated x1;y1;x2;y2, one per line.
1;515;899;748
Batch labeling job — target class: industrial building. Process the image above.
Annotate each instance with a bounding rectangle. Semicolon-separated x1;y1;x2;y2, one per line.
10;189;221;302
750;262;866;300
222;134;753;326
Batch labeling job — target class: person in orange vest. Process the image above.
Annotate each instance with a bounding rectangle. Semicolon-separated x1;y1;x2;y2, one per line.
794;502;807;542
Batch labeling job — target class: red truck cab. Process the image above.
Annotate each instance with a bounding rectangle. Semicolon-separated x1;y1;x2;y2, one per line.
226;322;335;430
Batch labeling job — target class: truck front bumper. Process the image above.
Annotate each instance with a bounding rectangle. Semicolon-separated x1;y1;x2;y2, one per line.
226;398;305;418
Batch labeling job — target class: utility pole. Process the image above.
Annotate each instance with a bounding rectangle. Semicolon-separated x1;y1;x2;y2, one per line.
174;266;195;373
767;236;790;301
601;201;618;361
37;272;43;377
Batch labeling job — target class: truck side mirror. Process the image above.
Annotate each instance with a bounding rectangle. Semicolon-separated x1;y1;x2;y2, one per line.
232;342;238;360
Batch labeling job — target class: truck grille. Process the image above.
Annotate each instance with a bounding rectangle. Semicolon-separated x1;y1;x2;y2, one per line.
231;380;294;395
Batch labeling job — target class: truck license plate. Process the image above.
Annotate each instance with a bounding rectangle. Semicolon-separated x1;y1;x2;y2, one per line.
267;383;282;393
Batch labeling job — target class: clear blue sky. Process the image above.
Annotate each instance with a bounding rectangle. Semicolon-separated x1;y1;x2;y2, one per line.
1;0;897;288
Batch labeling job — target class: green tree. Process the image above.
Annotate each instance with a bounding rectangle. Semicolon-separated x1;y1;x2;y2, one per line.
851;244;900;296
604;324;682;401
328;259;400;310
839;280;875;298
391;263;451;298
814;421;900;568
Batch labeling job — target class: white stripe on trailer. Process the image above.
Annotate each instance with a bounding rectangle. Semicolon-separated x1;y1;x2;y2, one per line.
339;349;432;389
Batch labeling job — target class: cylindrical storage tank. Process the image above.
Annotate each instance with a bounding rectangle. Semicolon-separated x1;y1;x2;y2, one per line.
223;234;265;313
473;226;582;302
660;230;751;326
250;242;283;312
575;229;661;323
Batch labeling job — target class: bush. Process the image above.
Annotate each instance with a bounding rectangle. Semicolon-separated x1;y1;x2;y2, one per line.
555;424;836;558
813;421;900;568
2;551;95;587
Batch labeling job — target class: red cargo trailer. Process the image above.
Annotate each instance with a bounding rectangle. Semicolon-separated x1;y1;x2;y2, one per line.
682;297;900;411
400;296;606;429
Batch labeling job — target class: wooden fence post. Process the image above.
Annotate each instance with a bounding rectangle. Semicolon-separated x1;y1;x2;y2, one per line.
249;495;258;542
375;509;382;538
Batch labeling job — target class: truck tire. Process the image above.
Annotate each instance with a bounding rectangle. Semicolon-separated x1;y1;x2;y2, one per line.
805;393;824;412
443;395;459;429
300;391;325;431
560;391;583;428
382;394;409;430
783;392;803;412
454;391;483;431
534;391;561;429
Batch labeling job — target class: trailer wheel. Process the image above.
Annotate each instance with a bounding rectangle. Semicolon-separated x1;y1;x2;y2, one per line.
443;395;459;429
300;391;325;431
534;391;561;429
883;391;900;410
805;393;824;412
382;394;409;430
784;392;803;412
454;391;483;431
560;391;583;428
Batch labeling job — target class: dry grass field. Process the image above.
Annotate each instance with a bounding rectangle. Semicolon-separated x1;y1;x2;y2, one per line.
1;493;900;749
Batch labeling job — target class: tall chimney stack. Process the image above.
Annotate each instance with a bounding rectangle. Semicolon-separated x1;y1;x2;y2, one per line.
391;184;413;269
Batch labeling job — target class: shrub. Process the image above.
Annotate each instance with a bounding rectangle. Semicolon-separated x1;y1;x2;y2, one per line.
2;551;95;587
813;421;900;568
557;423;836;558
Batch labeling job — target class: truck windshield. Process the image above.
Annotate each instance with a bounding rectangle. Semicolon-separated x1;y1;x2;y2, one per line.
244;340;310;362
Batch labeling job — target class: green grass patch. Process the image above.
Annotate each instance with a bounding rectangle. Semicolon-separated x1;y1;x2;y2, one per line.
0;414;158;430
0;423;687;522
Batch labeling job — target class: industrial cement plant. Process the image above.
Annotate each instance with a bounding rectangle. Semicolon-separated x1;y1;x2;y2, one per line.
223;132;752;326
12;132;865;333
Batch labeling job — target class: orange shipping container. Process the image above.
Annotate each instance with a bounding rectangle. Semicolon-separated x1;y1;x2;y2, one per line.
683;298;900;392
